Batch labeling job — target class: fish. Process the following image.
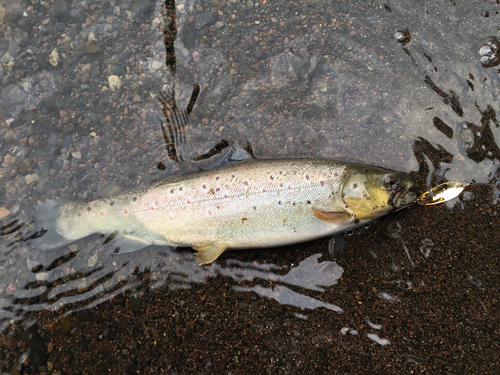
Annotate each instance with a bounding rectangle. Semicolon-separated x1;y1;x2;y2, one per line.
31;158;416;264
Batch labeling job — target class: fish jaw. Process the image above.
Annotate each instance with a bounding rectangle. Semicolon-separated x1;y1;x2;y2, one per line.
340;166;416;220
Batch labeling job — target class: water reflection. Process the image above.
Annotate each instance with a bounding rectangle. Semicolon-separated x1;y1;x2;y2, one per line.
0;237;342;331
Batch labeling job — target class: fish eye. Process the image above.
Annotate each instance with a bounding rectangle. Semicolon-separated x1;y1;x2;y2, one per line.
383;174;397;188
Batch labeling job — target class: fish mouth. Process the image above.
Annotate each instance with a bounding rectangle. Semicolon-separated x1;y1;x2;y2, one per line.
401;177;417;206
389;176;417;209
400;190;417;206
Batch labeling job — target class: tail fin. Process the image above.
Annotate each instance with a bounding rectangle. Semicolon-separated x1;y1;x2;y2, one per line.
31;200;73;250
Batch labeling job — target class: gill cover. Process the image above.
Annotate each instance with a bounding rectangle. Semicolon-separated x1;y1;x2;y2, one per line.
340;168;415;220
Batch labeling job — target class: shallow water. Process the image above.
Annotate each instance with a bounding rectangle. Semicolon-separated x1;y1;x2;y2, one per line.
0;0;499;372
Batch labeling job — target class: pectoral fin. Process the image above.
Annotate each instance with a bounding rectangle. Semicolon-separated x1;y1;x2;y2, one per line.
312;208;352;224
193;240;227;264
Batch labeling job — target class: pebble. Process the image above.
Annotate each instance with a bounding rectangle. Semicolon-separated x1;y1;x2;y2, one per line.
12;28;28;46
0;207;10;219
254;47;264;58
49;48;59;66
5;180;17;197
108;75;121;91
80;63;92;83
20;81;31;93
194;11;218;30
88;254;98;267
71;151;82;159
36;272;49;282
25;174;38;185
26;259;40;271
151;60;163;70
1;84;27;104
0;52;13;63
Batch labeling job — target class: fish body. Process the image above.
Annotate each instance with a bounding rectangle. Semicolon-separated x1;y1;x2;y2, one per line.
33;158;415;263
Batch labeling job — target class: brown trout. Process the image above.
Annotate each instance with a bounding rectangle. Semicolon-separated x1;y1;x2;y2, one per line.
33;158;415;263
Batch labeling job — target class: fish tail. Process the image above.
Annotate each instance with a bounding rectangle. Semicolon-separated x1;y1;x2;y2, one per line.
31;199;74;250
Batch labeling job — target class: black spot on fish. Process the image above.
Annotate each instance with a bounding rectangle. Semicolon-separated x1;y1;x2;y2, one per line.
157;162;166;170
179;187;183;191
110;201;114;206
279;171;283;175
307;200;311;204
202;184;206;189
270;175;274;180
244;181;248;185
231;174;235;178
216;176;220;180
87;207;91;211
353;183;358;189
354;218;360;224
132;197;137;202
113;246;121;254
292;202;296;206
253;206;257;210
278;201;282;204
306;175;309;180
170;189;174;194
364;169;369;173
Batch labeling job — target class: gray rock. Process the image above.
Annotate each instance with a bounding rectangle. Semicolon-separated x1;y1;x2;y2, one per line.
50;0;70;20
103;24;113;36
1;84;27;104
130;0;152;18
195;12;218;30
5;180;17;197
7;39;21;58
11;28;29;46
80;63;92;83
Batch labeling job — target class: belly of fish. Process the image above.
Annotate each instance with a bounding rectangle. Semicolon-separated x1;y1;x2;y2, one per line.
131;159;349;248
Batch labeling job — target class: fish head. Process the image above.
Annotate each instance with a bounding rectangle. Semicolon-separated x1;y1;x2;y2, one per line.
340;166;416;220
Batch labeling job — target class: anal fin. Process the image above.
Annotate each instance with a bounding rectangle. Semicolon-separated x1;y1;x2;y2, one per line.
193;240;227;264
312;208;351;224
